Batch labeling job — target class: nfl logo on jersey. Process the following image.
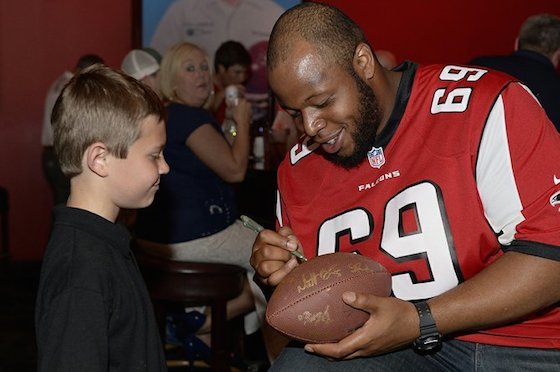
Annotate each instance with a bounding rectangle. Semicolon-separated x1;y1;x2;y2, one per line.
367;146;385;168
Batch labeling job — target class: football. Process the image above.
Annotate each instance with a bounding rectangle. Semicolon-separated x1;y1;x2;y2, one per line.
266;252;392;344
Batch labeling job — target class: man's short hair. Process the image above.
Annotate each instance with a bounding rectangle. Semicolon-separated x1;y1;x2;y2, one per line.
51;64;165;177
518;14;560;56
214;40;251;71
267;2;369;74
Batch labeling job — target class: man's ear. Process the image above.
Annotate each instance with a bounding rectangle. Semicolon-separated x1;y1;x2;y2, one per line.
85;142;109;177
514;37;519;51
353;43;376;81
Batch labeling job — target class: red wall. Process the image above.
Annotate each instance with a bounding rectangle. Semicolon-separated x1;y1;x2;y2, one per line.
318;0;560;66
0;0;133;260
0;1;559;260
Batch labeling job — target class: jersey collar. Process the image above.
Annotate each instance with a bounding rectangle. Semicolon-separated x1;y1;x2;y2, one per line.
373;61;417;149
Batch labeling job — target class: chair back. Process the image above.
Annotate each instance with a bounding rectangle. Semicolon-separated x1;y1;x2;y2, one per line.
135;251;246;305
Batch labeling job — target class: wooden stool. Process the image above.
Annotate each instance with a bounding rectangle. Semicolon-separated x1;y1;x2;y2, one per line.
134;249;246;371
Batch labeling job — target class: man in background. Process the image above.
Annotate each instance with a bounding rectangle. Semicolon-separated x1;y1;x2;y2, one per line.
469;14;560;131
121;49;161;95
211;40;252;125
41;54;104;205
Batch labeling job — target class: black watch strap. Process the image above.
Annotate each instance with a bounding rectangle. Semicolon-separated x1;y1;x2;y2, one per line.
412;300;442;353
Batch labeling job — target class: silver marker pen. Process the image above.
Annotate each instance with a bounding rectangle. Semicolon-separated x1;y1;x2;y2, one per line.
240;215;307;262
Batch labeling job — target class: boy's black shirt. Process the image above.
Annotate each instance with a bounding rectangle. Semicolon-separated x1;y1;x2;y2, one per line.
35;206;167;371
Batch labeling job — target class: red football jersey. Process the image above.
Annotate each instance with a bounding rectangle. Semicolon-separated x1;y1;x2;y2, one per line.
276;63;560;348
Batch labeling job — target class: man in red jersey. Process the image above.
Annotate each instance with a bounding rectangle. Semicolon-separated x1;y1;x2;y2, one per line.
250;3;560;371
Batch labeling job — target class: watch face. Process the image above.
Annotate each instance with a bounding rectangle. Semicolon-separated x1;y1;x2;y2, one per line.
413;334;442;354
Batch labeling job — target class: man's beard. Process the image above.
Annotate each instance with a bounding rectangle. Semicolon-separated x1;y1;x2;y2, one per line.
325;71;382;169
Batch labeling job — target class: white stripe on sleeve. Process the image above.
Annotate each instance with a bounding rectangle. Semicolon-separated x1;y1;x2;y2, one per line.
476;94;525;245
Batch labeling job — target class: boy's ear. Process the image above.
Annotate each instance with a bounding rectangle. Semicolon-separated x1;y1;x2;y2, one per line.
85;142;109;177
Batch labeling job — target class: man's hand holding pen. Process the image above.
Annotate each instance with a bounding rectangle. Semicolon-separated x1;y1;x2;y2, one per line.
243;215;307;287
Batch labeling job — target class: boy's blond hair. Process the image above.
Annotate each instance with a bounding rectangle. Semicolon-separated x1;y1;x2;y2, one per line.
159;41;214;107
52;64;165;177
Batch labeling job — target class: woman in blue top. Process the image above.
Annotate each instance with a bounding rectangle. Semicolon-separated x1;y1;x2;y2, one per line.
134;42;277;358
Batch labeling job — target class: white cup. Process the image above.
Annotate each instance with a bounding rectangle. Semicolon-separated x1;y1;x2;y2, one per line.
224;85;241;107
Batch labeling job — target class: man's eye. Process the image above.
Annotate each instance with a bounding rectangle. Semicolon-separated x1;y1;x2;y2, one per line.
316;98;330;109
288;111;301;119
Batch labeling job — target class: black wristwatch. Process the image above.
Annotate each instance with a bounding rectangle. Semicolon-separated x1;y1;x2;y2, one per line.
412;300;442;354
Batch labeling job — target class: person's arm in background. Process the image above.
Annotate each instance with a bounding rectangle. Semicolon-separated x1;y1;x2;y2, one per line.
187;97;253;182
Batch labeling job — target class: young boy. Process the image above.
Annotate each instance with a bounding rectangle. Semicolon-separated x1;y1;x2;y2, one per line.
35;65;170;371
